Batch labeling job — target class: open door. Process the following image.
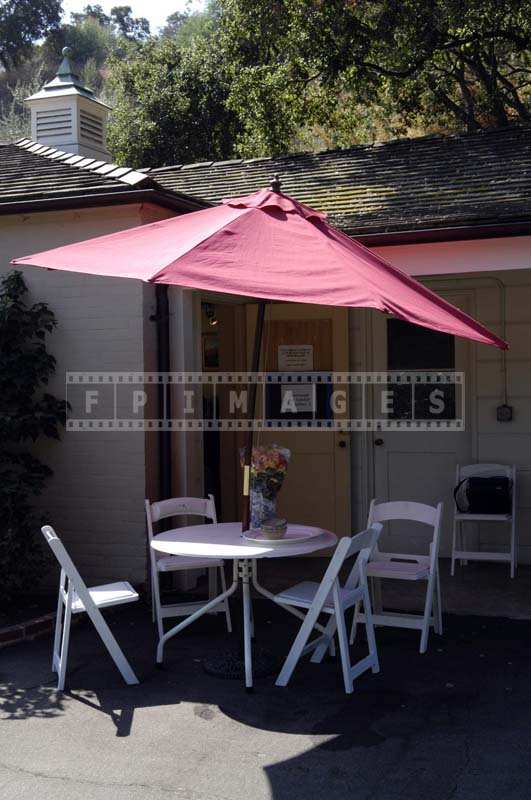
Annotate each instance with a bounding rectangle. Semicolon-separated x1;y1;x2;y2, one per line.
246;303;351;537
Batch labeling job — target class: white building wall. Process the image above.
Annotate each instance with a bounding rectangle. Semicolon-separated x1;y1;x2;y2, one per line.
0;204;169;585
472;269;531;563
350;236;531;564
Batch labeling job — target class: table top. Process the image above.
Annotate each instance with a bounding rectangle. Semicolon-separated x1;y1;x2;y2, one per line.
151;522;337;560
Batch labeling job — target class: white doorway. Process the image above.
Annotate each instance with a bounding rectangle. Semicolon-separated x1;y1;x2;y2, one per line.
370;291;474;556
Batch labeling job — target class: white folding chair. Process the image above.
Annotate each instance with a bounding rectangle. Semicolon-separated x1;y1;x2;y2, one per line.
42;525;139;691
275;524;382;694
145;495;231;640
350;500;443;654
451;463;517;578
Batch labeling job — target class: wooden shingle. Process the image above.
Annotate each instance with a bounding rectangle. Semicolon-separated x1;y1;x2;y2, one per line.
151;128;531;236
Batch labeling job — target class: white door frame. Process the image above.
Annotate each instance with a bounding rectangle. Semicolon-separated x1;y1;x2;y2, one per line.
360;287;477;523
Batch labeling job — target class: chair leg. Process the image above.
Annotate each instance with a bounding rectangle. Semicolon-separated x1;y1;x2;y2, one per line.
334;605;354;694
460;522;468;566
349;600;361;645
451;518;457;576
219;565;232;633
371;577;383;613
151;568;164;641
434;567;443;635
276;599;326;687
250;598;255;639
56;596;73;691
311;615;337;664
83;604;139;685
363;586;380;674
52;591;64;673
510;518;516;579
419;574;435;654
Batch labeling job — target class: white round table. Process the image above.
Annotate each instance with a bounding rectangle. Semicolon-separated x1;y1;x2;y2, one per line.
151;522;337;689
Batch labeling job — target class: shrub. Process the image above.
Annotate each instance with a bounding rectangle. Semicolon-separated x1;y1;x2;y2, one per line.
0;271;68;604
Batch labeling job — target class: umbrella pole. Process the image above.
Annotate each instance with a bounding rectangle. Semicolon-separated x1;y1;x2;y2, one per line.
241;300;266;532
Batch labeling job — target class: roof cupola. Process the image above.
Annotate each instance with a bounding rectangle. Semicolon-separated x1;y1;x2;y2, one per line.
25;47;111;160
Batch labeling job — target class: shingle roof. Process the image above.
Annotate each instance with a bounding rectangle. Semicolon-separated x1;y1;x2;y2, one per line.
150;128;531;237
0;139;206;213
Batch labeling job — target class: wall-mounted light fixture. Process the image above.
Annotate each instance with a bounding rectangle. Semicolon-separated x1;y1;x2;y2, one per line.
204;302;219;327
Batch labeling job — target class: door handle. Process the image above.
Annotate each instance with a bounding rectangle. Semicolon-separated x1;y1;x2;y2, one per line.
374;438;384;446
338;440;348;448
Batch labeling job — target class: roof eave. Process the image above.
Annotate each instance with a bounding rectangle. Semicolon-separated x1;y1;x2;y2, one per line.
353;219;531;246
0;187;210;216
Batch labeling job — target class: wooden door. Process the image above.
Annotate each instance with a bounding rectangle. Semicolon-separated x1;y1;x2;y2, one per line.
246;303;351;537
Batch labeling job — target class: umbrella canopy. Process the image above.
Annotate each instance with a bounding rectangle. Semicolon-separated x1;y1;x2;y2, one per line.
12;188;506;349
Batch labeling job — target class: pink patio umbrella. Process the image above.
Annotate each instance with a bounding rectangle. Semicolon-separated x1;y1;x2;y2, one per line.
12;184;507;529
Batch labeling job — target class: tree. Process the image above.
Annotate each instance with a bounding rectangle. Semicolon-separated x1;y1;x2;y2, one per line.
161;10;188;38
0;0;61;69
70;4;111;28
70;4;150;42
0;272;68;604
107;33;243;167
110;5;150;41
39;15;116;95
217;0;531;155
38;5;150;98
161;6;214;45
0;71;42;142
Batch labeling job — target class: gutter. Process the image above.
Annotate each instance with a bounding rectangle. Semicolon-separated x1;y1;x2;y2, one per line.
354;220;531;247
0;187;210;216
154;286;172;503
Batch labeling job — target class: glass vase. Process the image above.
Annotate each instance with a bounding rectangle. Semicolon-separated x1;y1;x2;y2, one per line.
250;488;277;530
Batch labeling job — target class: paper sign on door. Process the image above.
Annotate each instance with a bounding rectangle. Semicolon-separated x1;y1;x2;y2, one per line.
278;344;314;371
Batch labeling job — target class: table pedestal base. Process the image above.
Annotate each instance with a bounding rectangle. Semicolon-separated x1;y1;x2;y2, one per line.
203;559;278;687
203;647;278;682
154;539;335;689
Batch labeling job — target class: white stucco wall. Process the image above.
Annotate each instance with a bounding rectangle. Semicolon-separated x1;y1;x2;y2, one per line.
372;234;531;276
1;204;168;586
350;234;531;564
3;206;530;586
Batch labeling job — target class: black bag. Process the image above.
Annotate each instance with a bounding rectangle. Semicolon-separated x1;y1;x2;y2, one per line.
454;476;512;515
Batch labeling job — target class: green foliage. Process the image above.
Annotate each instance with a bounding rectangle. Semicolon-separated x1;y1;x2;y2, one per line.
217;0;531;155
2;0;529;166
107;31;243;167
71;4;111;28
161;5;216;45
0;271;68;604
0;0;61;69
105;0;531;165
39;17;115;95
0;3;151;113
109;5;150;41
40;5;149;95
70;4;150;41
0;71;42;141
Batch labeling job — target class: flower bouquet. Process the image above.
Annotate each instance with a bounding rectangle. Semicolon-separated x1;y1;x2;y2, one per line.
240;444;291;529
